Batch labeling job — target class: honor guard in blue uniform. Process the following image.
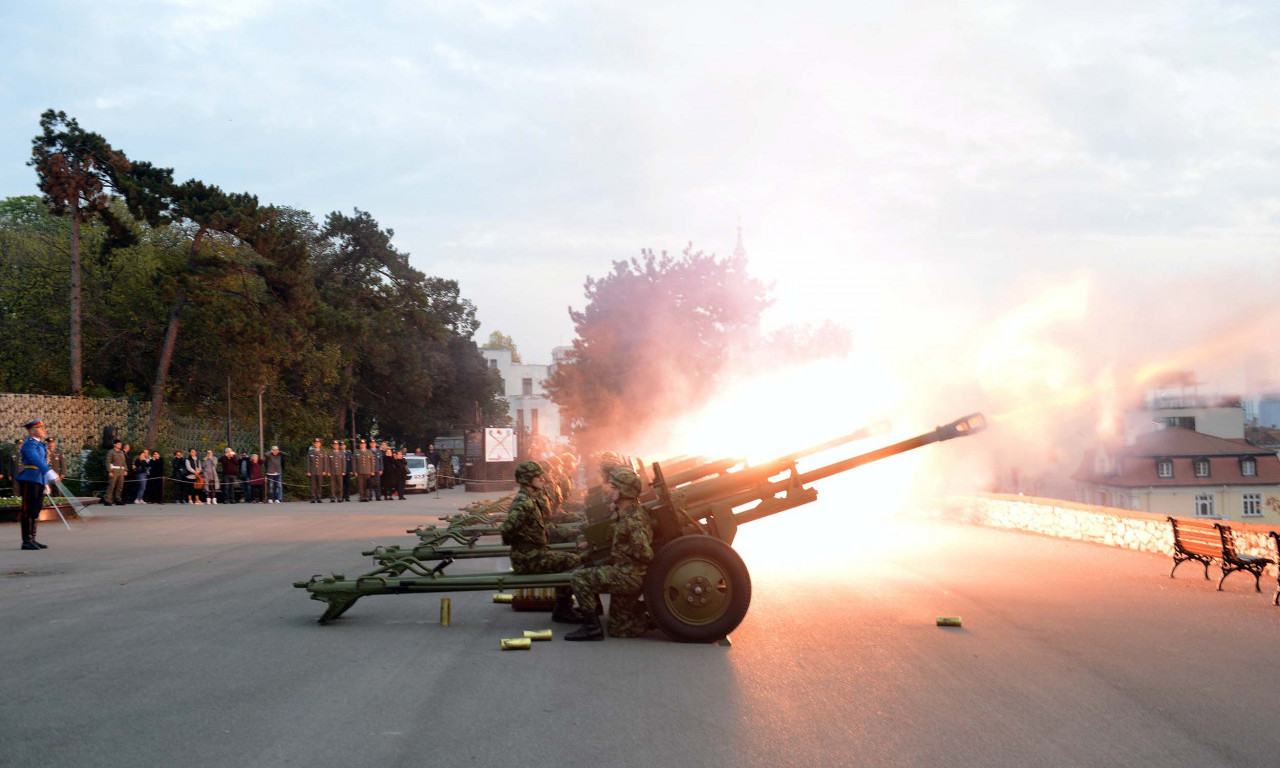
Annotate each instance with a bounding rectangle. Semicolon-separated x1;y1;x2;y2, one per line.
16;419;60;550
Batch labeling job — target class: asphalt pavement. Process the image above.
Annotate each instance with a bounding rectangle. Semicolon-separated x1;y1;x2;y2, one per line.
2;491;1278;768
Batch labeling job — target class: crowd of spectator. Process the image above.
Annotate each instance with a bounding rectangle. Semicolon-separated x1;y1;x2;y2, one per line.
3;437;446;505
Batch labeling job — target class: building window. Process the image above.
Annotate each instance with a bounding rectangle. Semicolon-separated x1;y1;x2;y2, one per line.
1156;459;1173;478
1193;458;1210;478
1161;416;1196;431
522;378;533;396
1241;458;1257;477
1194;494;1215;518
1242;493;1262;517
531;408;539;435
516;409;524;430
488;359;497;368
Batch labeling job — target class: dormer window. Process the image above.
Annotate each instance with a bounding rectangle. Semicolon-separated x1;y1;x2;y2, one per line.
1241;458;1257;477
1157;459;1173;478
1193;458;1210;478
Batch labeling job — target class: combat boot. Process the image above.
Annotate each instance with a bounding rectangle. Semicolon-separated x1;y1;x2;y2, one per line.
564;613;604;641
551;593;590;625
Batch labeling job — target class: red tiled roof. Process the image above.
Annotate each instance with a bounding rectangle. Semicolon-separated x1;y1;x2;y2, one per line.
1125;427;1274;458
1074;427;1280;488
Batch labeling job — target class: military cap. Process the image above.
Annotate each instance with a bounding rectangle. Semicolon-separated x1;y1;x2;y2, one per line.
23;419;44;429
609;467;642;499
515;460;544;486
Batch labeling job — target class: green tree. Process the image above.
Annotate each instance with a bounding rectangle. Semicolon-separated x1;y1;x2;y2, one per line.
482;330;521;363
29;110;134;394
546;245;772;450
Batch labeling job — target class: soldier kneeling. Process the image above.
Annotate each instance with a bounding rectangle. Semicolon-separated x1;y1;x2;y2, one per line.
499;460;588;624
565;467;653;641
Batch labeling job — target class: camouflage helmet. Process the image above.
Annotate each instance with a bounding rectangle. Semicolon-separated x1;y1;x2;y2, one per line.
515;460;544;486
599;450;623;472
609;467;642;499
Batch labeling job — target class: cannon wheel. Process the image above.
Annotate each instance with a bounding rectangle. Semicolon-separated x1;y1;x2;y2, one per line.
643;535;751;643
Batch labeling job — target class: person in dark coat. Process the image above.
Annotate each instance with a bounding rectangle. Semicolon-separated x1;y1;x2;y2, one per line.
171;450;186;504
147;451;165;504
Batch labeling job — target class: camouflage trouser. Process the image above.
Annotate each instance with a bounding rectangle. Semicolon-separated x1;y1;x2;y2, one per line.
510;549;582;576
548;524;581;544
512;549;582;602
570;565;651;637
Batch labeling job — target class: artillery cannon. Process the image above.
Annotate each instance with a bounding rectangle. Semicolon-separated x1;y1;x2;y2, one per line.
295;413;985;641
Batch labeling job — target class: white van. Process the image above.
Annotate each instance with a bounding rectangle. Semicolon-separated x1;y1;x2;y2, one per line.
404;455;437;493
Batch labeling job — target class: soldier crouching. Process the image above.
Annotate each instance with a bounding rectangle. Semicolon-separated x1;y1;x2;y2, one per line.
566;466;654;641
499;460;586;624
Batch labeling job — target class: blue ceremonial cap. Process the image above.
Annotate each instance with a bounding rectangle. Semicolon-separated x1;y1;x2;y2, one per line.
22;419;44;429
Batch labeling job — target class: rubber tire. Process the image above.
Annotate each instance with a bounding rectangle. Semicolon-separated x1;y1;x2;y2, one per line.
643;535;752;643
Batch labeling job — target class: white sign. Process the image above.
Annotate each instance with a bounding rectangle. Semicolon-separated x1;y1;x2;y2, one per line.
485;428;516;462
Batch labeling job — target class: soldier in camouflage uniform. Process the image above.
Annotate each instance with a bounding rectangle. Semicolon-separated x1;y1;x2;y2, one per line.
499;461;586;624
565;466;655;641
537;460;563;513
437;447;454;489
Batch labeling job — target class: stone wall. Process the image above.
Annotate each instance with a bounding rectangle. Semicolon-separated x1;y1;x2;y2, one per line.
942;493;1280;577
0;393;255;476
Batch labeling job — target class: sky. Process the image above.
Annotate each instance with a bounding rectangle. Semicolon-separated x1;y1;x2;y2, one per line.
2;1;1278;443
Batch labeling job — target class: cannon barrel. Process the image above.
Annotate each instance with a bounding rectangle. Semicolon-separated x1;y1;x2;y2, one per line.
677;413;986;525
648;420;888;509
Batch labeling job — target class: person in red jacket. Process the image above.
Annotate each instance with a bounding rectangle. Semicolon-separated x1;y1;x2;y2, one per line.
247;454;266;503
218;448;239;504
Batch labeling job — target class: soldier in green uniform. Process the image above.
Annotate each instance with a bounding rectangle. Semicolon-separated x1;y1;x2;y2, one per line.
105;438;128;505
438;447;454;489
499;461;587;624
355;438;375;502
327;440;343;503
565;466;655;641
306;438;326;503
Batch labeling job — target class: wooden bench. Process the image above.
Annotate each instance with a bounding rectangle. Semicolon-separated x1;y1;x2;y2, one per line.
1270;531;1280;607
1167;517;1273;592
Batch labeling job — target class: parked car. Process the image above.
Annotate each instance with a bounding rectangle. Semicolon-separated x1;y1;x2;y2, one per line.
404;455;437;493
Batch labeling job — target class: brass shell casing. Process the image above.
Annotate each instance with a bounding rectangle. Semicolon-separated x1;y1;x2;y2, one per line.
492;593;514;604
523;629;553;641
936;616;962;627
501;638;532;650
440;598;451;626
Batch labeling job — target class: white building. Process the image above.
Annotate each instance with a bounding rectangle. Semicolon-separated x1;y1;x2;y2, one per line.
481;347;567;445
1122;372;1245;442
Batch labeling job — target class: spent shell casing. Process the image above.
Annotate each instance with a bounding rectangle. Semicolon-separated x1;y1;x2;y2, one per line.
440;598;451;626
500;638;532;650
492;593;514;604
523;629;553;641
936;616;962;627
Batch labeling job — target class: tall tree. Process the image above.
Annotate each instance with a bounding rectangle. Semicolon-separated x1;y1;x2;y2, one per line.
546;245;772;450
482;330;522;363
29;110;132;394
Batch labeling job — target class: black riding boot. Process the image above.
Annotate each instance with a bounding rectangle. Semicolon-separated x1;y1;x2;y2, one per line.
551;592;590;624
29;517;45;548
564;612;604;641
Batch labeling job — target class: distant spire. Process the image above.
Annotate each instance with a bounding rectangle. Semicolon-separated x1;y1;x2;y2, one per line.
733;218;746;259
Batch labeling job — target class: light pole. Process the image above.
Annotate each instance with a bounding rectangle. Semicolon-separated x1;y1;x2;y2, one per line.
257;386;265;457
